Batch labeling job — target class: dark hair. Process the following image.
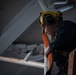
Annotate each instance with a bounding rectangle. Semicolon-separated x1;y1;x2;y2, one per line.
44;14;63;26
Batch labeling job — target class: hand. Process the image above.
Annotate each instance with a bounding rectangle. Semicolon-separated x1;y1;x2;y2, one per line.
44;46;51;57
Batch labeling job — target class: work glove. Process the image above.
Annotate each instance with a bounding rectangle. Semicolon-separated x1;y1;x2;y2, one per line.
44;46;51;57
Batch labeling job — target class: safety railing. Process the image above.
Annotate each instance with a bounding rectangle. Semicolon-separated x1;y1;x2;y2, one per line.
68;48;76;75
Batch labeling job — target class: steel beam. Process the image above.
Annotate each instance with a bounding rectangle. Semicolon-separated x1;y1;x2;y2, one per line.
0;0;42;54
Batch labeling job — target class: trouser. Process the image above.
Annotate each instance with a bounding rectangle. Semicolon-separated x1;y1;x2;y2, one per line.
54;53;68;75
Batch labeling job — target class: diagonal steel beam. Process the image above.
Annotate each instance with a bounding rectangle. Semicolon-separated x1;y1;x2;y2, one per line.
0;0;42;54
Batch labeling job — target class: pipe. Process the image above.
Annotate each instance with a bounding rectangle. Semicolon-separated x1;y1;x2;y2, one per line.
59;5;74;12
54;0;68;5
38;0;49;11
0;56;44;69
24;50;32;61
24;43;39;61
42;32;53;75
44;51;48;75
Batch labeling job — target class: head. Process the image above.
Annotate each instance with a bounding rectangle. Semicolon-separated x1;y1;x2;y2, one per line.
39;11;63;37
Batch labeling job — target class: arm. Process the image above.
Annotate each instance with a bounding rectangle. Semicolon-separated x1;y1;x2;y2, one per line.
52;24;75;51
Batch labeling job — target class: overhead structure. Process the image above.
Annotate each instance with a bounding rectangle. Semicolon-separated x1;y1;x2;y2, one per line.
38;0;74;12
0;0;42;54
68;48;76;75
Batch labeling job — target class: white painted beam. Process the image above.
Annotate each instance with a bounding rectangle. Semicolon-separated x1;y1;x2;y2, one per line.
38;0;49;11
38;0;74;12
0;0;42;54
0;56;44;69
38;0;56;12
54;0;68;5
